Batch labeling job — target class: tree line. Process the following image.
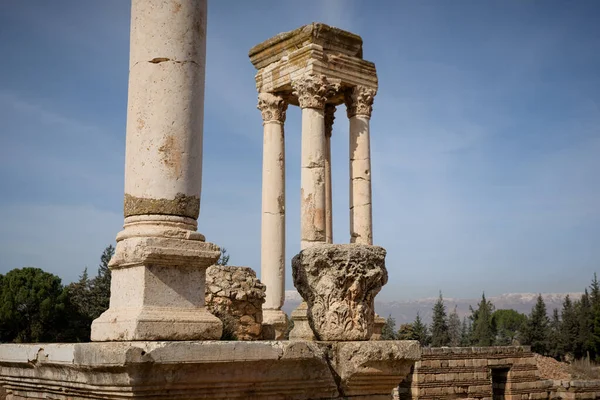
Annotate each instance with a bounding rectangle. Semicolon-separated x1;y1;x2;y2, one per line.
381;274;600;361
0;245;233;343
0;246;114;343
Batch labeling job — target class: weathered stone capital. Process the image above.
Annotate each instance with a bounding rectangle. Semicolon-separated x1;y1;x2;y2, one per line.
345;86;377;118
292;74;339;109
324;104;336;138
257;92;288;123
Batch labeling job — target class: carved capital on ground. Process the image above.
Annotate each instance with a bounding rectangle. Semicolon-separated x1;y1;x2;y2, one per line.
257;92;288;123
324;104;336;138
292;74;339;109
292;244;388;341
345;86;377;118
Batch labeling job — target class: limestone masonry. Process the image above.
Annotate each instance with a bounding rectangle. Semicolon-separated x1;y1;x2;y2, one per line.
250;22;380;341
205;265;266;340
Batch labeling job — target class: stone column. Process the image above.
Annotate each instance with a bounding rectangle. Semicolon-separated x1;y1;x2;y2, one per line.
345;86;377;245
324;104;336;244
292;75;338;250
91;0;222;341
257;92;288;339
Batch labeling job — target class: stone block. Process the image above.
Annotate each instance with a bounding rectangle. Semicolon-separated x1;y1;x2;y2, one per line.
292;244;387;341
0;340;420;399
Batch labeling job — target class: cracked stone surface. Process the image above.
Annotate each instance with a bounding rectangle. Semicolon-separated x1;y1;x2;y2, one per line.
205;265;266;340
0;340;419;399
292;244;388;341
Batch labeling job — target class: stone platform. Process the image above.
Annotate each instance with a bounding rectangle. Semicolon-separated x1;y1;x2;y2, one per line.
0;340;419;399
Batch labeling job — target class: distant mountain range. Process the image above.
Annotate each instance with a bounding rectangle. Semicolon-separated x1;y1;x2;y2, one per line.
282;291;583;325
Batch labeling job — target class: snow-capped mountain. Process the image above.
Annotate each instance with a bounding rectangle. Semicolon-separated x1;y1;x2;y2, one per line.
282;290;583;324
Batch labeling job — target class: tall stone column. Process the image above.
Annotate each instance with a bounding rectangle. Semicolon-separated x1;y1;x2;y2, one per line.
257;92;288;339
292;75;338;250
345;86;377;245
324;104;336;244
91;0;222;341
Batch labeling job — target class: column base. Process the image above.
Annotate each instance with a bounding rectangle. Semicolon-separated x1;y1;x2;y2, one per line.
261;309;288;340
289;301;316;341
91;234;222;341
91;306;222;341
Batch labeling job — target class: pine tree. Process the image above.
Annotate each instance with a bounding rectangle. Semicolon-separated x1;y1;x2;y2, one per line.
524;294;550;355
560;295;578;359
431;292;450;347
470;293;495;346
412;313;430;346
89;245;114;319
448;306;461;347
460;317;471;346
381;315;397;340
589;274;600;360
397;323;415;340
548;308;561;359
575;290;594;359
493;309;527;345
217;248;230;266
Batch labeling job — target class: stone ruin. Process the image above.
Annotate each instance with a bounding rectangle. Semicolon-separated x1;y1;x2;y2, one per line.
249;22;383;341
205;265;265;340
1;2;598;400
0;1;420;399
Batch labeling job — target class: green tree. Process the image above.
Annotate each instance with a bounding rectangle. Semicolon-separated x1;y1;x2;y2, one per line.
493;309;527;346
460;317;471;346
575;290;594;359
0;268;68;343
448;306;461;347
589;274;600;360
431;292;450;347
381;315;397;340
412;313;430;346
548;308;562;359
560;295;578;359
470;293;495;346
397;323;415;340
217;248;230;266
89;245;114;319
524;294;550;355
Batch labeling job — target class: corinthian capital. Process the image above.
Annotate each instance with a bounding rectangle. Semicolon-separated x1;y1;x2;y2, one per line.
257;92;288;123
292;74;340;109
344;86;377;118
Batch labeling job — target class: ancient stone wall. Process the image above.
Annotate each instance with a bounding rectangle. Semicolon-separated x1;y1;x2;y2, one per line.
205;265;266;340
550;380;600;400
397;346;552;400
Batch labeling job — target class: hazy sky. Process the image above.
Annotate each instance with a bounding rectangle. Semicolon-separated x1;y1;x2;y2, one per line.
0;1;598;301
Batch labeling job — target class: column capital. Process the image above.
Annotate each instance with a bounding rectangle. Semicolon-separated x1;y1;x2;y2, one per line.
324;104;336;138
344;86;377;118
292;74;339;109
257;92;288;123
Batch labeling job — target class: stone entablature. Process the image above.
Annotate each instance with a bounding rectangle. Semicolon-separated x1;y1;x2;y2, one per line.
249;23;377;104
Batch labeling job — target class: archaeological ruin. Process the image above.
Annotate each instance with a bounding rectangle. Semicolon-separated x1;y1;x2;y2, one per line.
250;22;380;340
0;1;419;399
1;1;599;400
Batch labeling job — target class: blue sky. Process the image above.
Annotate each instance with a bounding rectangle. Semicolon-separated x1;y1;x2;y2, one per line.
0;1;598;301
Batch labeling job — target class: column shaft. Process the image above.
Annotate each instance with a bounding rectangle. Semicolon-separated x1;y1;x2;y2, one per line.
293;75;338;250
324;105;336;244
349;115;373;245
91;0;222;342
346;86;377;245
300;108;327;249
257;93;288;339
